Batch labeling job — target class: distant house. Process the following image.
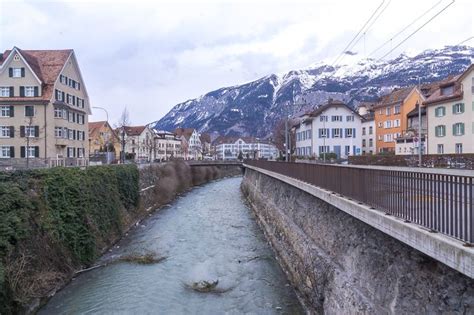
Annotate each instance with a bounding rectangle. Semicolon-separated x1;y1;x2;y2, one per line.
199;133;211;157
357;102;376;155
153;130;182;161
424;64;474;154
174;128;202;160
295;99;363;159
117;125;154;162
213;136;278;160
395;104;427;155
88;121;120;162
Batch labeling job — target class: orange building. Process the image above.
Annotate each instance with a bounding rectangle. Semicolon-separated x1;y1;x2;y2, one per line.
374;87;423;153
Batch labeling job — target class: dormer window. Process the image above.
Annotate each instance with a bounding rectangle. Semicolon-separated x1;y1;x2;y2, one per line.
440;85;454;96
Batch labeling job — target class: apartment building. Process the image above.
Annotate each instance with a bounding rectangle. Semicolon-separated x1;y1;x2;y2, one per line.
200;133;212;157
214;136;278;160
117;125;154;162
153;130;182;161
357;103;376;155
174;128;202;160
395;104;427;155
88;121;120;162
295;99;363;159
424;64;474;154
0;47;90;168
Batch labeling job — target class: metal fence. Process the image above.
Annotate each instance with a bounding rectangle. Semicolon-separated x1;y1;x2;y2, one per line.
244;160;474;244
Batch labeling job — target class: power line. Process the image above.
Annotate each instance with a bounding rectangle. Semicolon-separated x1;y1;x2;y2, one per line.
368;0;444;57
455;36;474;46
377;0;455;60
331;0;386;67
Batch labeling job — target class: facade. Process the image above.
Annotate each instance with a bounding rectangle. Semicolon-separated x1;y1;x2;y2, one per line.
88;121;120;162
424;64;474;154
395;105;427;155
0;47;90;168
358;103;376;155
295;99;363;159
174;128;202;160
118;125;154;163
214;136;278;160
199;133;211;158
153;130;182;161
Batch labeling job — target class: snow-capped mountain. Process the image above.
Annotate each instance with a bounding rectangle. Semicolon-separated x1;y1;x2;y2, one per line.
151;45;474;138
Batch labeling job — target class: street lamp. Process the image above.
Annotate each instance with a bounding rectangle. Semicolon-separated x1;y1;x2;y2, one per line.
92;106;110;164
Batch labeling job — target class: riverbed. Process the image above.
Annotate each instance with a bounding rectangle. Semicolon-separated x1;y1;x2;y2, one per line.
39;177;304;314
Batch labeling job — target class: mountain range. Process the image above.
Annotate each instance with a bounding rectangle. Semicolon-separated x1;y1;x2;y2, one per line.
151;45;474;139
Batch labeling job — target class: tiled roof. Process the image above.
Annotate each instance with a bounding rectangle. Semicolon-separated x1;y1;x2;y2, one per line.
89;121;120;140
117;125;147;136
423;65;473;105
174;128;195;140
374;86;414;108
1;47;73;102
199;133;211;143
308;98;363;119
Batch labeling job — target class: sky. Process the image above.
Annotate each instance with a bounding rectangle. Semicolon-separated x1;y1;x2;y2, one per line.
0;0;472;126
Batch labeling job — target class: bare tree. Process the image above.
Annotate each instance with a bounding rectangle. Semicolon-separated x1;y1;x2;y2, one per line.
116;107;131;163
272;118;297;158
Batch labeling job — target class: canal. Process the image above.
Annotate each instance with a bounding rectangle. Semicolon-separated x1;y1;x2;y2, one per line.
39;177;304;314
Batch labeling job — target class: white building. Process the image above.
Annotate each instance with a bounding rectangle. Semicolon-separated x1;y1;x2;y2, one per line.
174;128;202;160
424;64;474;154
214;136;278;160
118;125;154;163
357;103;376;155
295;99;363;159
153;130;182;161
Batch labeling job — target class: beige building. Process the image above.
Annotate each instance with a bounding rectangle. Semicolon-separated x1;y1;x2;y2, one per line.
0;46;90;168
116;125;154;163
153;130;182;161
88;121;120;162
174;128;202;160
424;64;474;154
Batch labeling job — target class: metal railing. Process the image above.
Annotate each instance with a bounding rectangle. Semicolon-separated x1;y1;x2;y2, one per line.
244;160;474;244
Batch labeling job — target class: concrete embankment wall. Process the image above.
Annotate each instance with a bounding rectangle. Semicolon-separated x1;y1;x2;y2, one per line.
241;167;474;314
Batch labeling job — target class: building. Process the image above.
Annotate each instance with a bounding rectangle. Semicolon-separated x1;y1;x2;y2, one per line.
88;121;120;162
213;136;278;160
295;99;363;159
174;128;202;160
200;133;211;158
424;64;474;154
153;130;182;161
395;104;427;155
117;125;154;163
0;46;90;168
358;103;376;155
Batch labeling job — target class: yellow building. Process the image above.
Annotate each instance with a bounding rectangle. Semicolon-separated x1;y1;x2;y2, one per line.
88;121;120;162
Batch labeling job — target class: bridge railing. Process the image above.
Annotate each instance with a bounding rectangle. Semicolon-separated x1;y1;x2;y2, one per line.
244;160;474;244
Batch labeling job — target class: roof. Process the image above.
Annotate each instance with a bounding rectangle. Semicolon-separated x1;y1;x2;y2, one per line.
307;98;364;120
423;64;473;105
89;121;120;140
212;135;274;146
406;104;426;118
1;47;73;102
174;128;195;140
373;86;414;109
121;125;147;136
199;133;211;143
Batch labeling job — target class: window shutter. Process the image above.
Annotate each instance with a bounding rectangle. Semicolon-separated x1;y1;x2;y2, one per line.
452;124;456;135
20;146;25;158
452;105;456;114
9;106;14;117
442;107;445;116
72;96;76;105
20;86;25;97
20;126;25;137
461;123;465;135
35;126;39;137
9;86;14;97
78;82;81;90
34;86;39;97
62;91;65;101
21;68;25;77
10;146;15;158
353;128;356;137
461;103;465;113
34;146;39;158
8;68;12;77
9;126;14;138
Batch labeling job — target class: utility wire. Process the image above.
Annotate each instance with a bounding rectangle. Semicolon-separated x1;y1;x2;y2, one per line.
369;0;444;57
377;0;455;60
455;36;474;46
331;0;386;67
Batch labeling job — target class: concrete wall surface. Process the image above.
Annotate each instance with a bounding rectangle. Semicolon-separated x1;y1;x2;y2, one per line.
241;167;474;314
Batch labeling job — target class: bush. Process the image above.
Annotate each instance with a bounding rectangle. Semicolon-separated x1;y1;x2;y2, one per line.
319;152;338;160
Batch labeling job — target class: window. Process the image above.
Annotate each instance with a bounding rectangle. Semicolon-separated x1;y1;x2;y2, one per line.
55;127;67;138
78;148;84;158
455;143;463;154
0;146;13;158
0;106;12;117
453;103;464;114
25;86;35;97
345;128;354;138
437;144;444;154
385;120;392;128
384;134;393;142
346;115;354;122
331;115;342;122
26;146;36;158
453;123;465;136
362;139;366;147
369;126;373;135
386;107;391;115
319;128;329;138
369;139;373;147
440;85;454;96
25;126;36;137
319;146;330;154
320;115;328;122
55;89;64;101
394;105;401;114
362;127;366;135
435;125;446;137
0;126;11;138
0;87;11;97
394;119;400;127
69;129;74;140
378;122;383;128
435;106;446;117
306;130;311;139
12;68;22;78
345;145;350;156
67;94;73;104
54;107;64;118
332;128;342;138
25;105;35;117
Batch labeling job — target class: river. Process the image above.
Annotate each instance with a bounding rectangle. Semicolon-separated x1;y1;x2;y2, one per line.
39;177;304;314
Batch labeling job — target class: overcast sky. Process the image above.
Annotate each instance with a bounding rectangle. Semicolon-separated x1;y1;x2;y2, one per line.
1;0;472;125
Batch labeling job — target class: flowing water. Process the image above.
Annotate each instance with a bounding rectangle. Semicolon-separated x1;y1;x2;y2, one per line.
39;177;304;314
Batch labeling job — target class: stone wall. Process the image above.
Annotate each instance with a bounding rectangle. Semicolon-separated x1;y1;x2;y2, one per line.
241;168;474;314
349;154;474;169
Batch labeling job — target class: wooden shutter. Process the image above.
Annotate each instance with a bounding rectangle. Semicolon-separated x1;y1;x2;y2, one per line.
452;124;456;135
21;68;25;77
461;103;465;113
78;82;80;90
10;146;14;158
62;91;65;101
461;123;465;135
20;126;25;137
9;106;14;117
20;86;25;97
34;86;39;97
20;146;25;158
8;68;12;77
9;126;14;138
9;87;14;97
34;146;39;158
353;128;356;137
35;126;39;137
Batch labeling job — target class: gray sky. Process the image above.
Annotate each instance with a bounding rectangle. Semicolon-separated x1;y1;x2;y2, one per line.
1;0;472;125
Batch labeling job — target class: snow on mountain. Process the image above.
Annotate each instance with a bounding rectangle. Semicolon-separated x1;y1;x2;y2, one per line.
150;45;473;138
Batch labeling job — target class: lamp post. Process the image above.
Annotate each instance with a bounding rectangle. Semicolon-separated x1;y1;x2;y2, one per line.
92;106;110;164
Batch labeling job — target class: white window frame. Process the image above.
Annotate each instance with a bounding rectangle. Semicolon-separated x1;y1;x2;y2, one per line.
0;106;11;117
25;126;35;137
437;144;444;154
12;68;22;78
25;86;35;97
0;87;10;97
0;146;11;158
26;146;36;158
333;128;341;138
346;128;354;138
0;126;10;138
453;103;464;114
455;143;463;154
453;123;464;136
